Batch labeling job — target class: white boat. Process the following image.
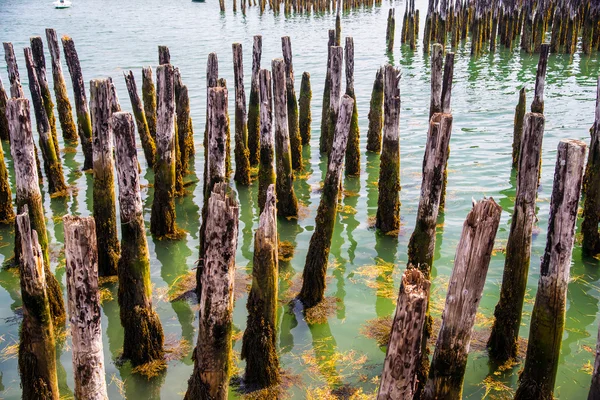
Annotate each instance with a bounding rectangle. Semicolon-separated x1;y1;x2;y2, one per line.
54;0;71;8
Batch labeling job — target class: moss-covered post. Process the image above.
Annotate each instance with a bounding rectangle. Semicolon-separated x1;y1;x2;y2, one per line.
0;76;8;141
386;8;396;52
232;43;251;185
272;59;299;218
298;95;354;308
3;42;25;98
89;79;120;277
366;67;384;153
0;102;14;223
174;68;194;176
112;111;165;367
151;64;179;238
429;43;443;119
344;37;360;176
319;30;335;154
24;47;67;195
299;71;312;145
63;215;109;399
218;78;232;177
325;46;343;156
185;183;239;400
423;198;502;399
511;87;527;168
282;36;303;170
7;98;66;326
16;208;60;400
378;267;431;399
62;36;93;170
514;139;587;400
376;65;401;234
45;29;78;142
258;69;276;214
242;184;280;388
142;66;157;140
583;78;600;256
248;35;262;166
124;71;156;168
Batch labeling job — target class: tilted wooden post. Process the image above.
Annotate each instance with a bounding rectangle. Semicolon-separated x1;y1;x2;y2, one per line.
423;198;502;399
45;28;78;142
248;35;262;166
272;58;299;218
112;112;165;366
298;95;354;308
150;64;179;238
7;98;65;326
299;71;312;145
0;76;8;141
345;36;360;176
203;53;219;195
319;30;335;154
282;36;303;170
142;66;157;140
17;207;60;400
185;182;239;400
515;139;587;400
583;77;600;256
378;267;430;399
24;47;67;195
90;79;120;277
175;69;194;175
366;67;384;153
0;93;14;223
429;43;443;119
439;51;455;208
531;44;549;114
242;184;280;388
324;46;343;156
258;69;276;214
3;42;25;98
232;43;251;185
376;65;401;234
124;70;156;168
488;112;545;362
62;36;94;170
511;88;527;168
63;215;109;400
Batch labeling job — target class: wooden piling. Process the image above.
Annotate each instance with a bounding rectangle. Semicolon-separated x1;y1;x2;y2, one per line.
232;43;251;185
203;53;219;195
583;78;600;256
158;45;170;65
423;198;502;399
439;51;455;209
142;66;157;140
377;267;430;400
299;71;312;145
124;70;156;168
63;215;109;400
112;111;165;367
258;69;276;214
511;88;527;168
345;37;360;176
488;112;545;362
514;139;587;400
590;323;600;398
366;67;384;153
386;8;396;52
376;65;401;234
62;36;93;170
248;35;262;166
324;46;343;156
89;79;120;277
241;184;280;388
272;58;299;218
429;43;443;119
45;29;78;142
185;182;239;400
0;101;14;223
174;70;194;175
218;78;232;178
298;95;354;308
17;207;60;400
282;36;303;170
0;76;8;141
531;44;550;114
3;42;24;98
319;30;336;154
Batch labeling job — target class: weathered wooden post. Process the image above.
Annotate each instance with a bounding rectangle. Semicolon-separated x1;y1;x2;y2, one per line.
142;66;157;140
272;58;299;218
0;108;14;223
24;47;68;196
45;29;78;142
282;36;303;170
386;8;396;52
185;182;239;400
345;37;360;176
319;30;335;154
378;267;430;399
17;208;60;400
589;323;600;399
429;43;443;119
3;42;25;98
0;76;8;141
7;98;65;325
438;51;455;208
203;53;219;194
112;111;165;367
242;185;280;388
158;45;170;65
376;65;401;234
488;112;545;362
151;64;179;238
298;95;354;308
258;69;276;214
62;36;94;170
583;78;600;255
172;69;185;196
423;198;502;399
531;44;550;114
299;71;312;145
175;70;194;174
232;43;251;185
366;67;384;153
63;215;109;400
324;46;343;155
124;71;156;168
514;139;587;400
89;79;120;277
248;35;262;166
511;88;527;168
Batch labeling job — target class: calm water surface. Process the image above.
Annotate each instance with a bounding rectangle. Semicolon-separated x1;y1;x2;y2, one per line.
0;0;599;398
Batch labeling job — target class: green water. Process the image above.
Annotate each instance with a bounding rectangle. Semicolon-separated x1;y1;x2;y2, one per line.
0;0;599;398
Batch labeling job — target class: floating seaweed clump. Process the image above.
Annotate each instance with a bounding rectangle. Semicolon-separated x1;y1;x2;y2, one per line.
278;240;296;262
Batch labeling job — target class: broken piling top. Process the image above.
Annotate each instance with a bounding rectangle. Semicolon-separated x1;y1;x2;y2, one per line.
531;43;550;114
